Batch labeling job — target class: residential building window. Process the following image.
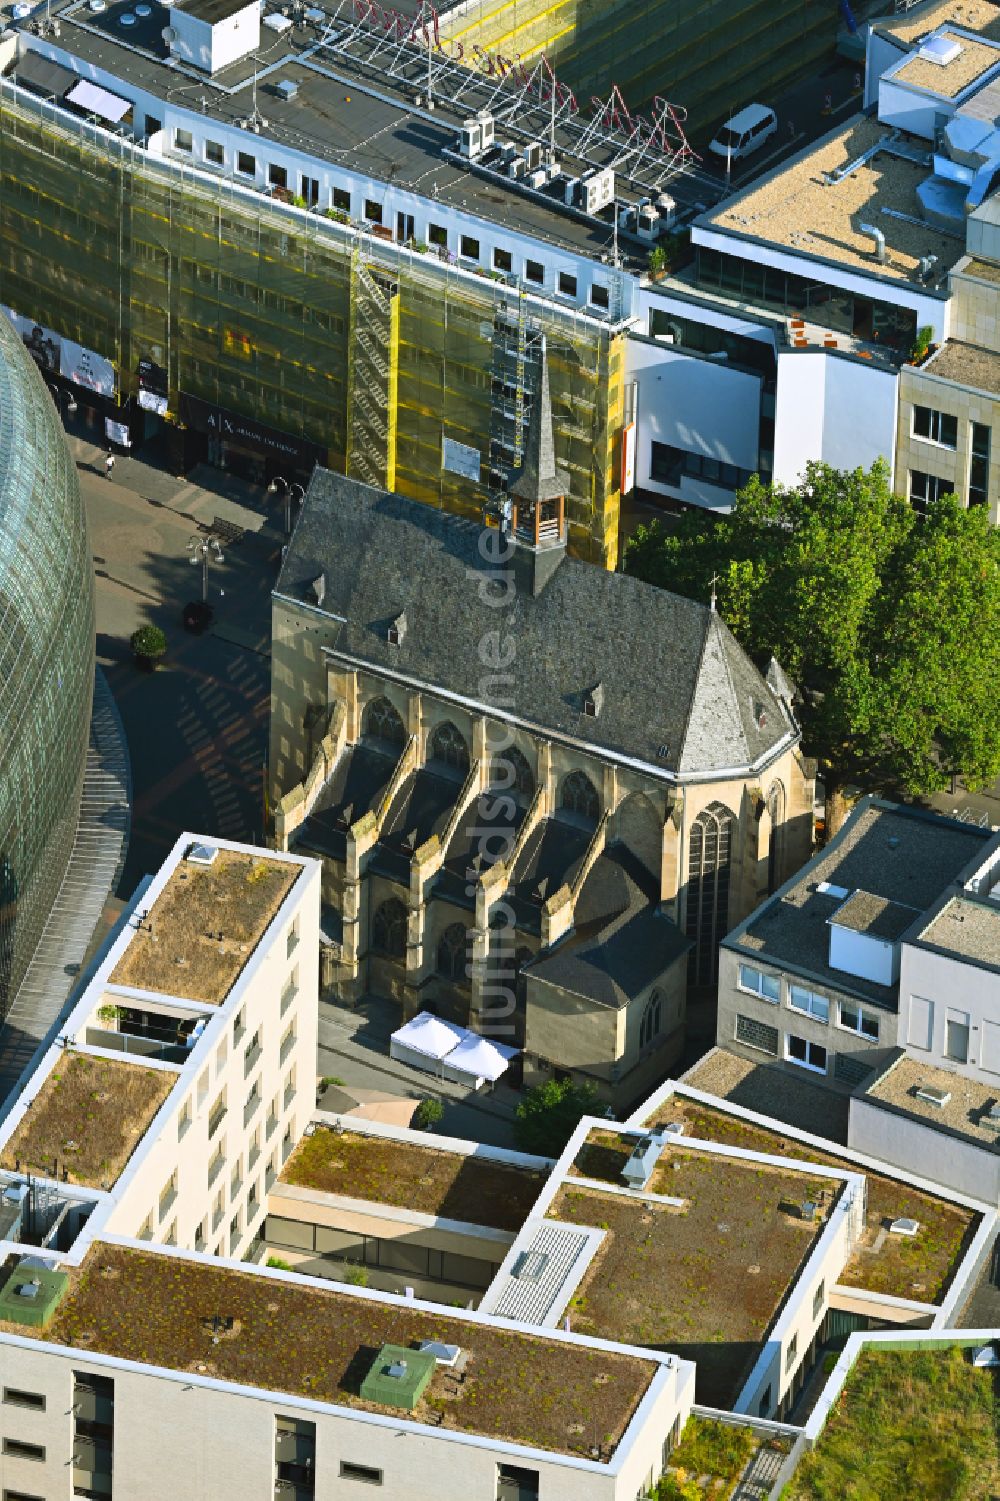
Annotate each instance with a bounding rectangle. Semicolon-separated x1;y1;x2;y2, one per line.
493;247;512;273
590;282;610;309
460;234;480;261
2;1440;44;1461
786;1034;827;1073
735;1014;779;1054
364;199;383;225
174;128;193;153
651;440;752;491
757;1385;772;1418
739;964;780;1003
2;1390;44;1411
838;1002;879;1040
908;469;949;517
785;1333;798;1371
525;259;544;284
333;186;351;212
913;405;957;448
812;1280;825;1319
340;1462;383;1485
204;139;224;165
236;151;256;177
558;271;578;298
4;1491;44;1501
497;1463;539;1500
268;164;288;189
429;223;448;247
371;897;407;956
686;803;733;987
969;422;991;507
287;918;299;959
639;990;662;1048
946;1008;970;1063
145;114;161;137
177;1099;192;1139
789;985;829;1022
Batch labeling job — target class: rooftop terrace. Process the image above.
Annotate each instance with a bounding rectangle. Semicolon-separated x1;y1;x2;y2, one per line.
282;1127;547;1234
785;1343;1000;1500
919;894;1000;963
110;849;299;1004
705;116;963;284
0;1053;175;1187
867;1054;1000;1151
640;1097;977;1303
13;1243;656;1458
878;0;1000;48
552;1131;833;1408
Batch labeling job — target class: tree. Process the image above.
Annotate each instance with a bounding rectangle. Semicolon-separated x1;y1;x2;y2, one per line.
514;1076;601;1156
413;1097;444;1130
625;461;1000;827
130;623;167;670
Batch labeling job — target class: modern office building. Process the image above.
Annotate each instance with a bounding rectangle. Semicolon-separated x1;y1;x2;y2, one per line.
0;305;95;1027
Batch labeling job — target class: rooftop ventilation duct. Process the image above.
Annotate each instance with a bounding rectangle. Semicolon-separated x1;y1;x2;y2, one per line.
859;222;886;263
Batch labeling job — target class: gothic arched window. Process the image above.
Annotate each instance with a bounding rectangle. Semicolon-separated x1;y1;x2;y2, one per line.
685;803;734;987
560;769;600;823
371;897;407;957
640;990;662;1049
491;746;534;798
364;696;405;747
766;781;785;894
437;922;470;984
429;721;470;773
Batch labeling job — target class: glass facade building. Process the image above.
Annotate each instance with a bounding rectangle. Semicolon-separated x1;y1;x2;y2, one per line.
0;308;95;1021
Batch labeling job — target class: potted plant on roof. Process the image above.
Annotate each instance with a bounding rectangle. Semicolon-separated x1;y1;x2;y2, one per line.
130;623;167;673
908;324;936;366
648;244;667;282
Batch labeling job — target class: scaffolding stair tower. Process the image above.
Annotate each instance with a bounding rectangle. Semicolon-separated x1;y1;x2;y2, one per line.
347;244;400;493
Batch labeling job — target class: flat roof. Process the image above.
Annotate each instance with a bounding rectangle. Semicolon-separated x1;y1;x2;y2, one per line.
703;116;963;284
876;0;1000;48
550;1129;834;1408
922;337;1000;394
176;0;255;22
919;894;1000;963
892;30;1000;97
281;1127;547;1233
639;1095;978;1304
13;1243;657;1458
831;890;919;941
109;848;300;1004
866;1054;1000;1153
729;801;989;1004
0;1053;175;1187
11;8;632;268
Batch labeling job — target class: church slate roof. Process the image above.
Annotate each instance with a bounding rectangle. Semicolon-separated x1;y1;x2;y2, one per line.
276;471;798;780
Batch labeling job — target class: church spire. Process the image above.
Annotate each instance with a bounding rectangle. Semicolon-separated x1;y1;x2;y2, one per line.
510;336;570;507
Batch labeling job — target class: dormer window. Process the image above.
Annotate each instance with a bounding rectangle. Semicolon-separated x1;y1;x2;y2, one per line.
753;700;767;729
584;683;604;719
387;611;407;646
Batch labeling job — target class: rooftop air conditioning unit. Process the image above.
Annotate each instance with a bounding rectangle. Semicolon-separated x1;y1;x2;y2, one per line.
561;175;581;207
578;168;615;215
528;168;548;189
476;109;495;150
523;139;542;171
459;118;483;159
915;1084;951;1108
635;203;659;242
508;156;527;180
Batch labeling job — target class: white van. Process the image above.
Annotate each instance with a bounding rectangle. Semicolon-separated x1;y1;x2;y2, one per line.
708;104;777;165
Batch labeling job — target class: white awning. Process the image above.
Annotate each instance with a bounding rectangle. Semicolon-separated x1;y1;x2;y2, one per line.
390;1011;464;1062
66;78;132;123
443;1033;516;1083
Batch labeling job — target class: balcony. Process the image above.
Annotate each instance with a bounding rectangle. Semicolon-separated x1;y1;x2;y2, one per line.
249;1143;261;1170
286;927;300;959
208;1101;228;1139
244;1040;262;1078
137;1223;154;1242
280;981;297;1018
266;1110;278;1139
158;1186;178;1222
283;1081;295;1111
212;1205;224;1233
280;1032;295;1066
244;1091;262;1129
265;1163;277;1192
194;1230;206;1252
178;1111;192;1140
229;1225;241;1255
208;1152;225;1187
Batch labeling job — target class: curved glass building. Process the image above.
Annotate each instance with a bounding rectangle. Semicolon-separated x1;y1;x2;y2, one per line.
0;311;95;1021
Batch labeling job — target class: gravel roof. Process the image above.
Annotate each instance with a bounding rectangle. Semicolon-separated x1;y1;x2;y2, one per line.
867;1053;1000;1152
892;30;1000;96
919;895;1000;965
831;890;921;941
923;338;1000;395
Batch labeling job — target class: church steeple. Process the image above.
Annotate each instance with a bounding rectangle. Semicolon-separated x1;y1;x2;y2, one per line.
507;338;569;594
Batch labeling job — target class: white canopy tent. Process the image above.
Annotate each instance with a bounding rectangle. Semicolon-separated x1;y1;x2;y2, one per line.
389;1011;519;1090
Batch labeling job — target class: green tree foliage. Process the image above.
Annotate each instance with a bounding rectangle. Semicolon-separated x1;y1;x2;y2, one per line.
625;461;1000;812
514;1077;601;1156
413;1097;444;1130
130;623;168;661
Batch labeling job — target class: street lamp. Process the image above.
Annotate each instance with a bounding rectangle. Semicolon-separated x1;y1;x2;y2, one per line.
187;533;224;604
46;381;78;422
267;475;306;536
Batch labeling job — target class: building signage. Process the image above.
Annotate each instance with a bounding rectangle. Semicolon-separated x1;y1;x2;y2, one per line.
137;358;169;416
442;435;482;483
621;421;636;495
179;392;325;469
2;306;115;396
105;418;132;448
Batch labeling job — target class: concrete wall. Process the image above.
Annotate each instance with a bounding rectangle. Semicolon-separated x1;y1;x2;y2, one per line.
848;1091;1000;1202
898;941;1000;1083
772;349;899;487
896;336;1000;524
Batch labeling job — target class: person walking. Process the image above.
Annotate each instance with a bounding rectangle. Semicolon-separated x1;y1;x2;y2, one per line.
104;451;115;480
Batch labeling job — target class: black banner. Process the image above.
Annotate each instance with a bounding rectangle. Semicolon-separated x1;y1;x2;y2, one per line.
179;392;325;470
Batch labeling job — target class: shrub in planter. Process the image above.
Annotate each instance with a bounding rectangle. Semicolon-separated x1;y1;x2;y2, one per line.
648;245;667;278
130;624;167;671
413;1097;444;1130
909;324;934;363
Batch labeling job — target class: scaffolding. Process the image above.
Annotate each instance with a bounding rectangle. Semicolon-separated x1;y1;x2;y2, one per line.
0;83;624;565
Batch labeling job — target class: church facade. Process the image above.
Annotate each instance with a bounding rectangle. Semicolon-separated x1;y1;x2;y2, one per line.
269;353;813;1107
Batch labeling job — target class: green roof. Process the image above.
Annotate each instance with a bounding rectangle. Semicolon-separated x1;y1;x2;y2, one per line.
360;1343;437;1410
0;1261;69;1328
